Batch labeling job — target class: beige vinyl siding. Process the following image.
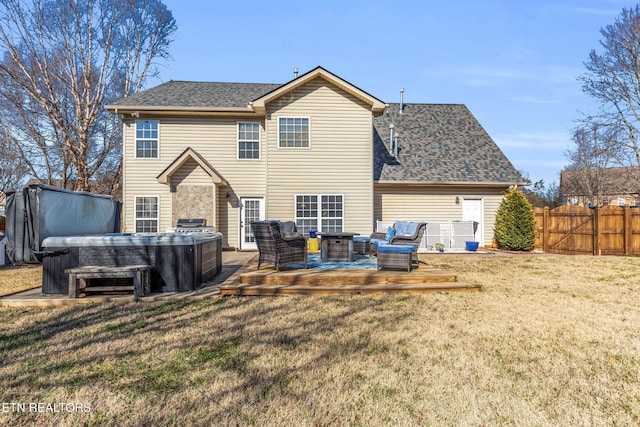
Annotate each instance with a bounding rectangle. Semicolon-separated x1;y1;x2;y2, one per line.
264;77;374;235
122;118;267;247
170;158;215;185
478;194;502;245
374;184;507;246
122;77;377;246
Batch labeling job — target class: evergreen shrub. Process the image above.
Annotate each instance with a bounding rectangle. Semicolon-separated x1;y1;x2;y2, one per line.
494;186;536;251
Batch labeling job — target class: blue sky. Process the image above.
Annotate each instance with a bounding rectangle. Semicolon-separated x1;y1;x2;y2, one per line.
158;0;636;187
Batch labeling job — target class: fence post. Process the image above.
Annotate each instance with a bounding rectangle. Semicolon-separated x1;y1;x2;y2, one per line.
625;204;632;256
543;206;549;253
593;206;600;256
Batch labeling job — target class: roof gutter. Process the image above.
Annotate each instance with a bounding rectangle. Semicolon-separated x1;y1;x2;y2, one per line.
104;104;255;114
375;180;529;187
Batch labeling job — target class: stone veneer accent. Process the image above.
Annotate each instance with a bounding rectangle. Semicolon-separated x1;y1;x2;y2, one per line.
172;185;214;227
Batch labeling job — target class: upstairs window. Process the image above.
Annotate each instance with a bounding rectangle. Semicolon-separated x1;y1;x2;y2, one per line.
135;120;159;158
238;122;260;159
278;117;310;148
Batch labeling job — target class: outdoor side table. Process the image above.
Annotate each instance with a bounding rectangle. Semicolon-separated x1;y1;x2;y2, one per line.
319;232;359;262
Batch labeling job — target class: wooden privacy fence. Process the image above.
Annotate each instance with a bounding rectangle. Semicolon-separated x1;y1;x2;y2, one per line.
534;205;640;255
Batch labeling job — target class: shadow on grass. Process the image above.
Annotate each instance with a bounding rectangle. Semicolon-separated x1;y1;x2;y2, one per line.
0;293;422;424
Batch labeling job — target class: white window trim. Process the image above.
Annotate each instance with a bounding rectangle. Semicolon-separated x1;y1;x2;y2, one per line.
278;116;311;149
237;121;261;160
134;195;159;233
294;193;344;233
134;120;160;159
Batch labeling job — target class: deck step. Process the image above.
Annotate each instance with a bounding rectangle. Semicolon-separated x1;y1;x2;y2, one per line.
83;286;135;293
239;268;457;286
221;281;481;296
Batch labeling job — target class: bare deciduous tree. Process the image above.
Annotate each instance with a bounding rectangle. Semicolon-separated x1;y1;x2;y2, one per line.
0;0;177;195
0;137;27;190
564;122;625;205
579;6;640;171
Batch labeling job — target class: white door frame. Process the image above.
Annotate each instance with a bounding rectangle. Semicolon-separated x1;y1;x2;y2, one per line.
239;197;265;250
462;198;484;246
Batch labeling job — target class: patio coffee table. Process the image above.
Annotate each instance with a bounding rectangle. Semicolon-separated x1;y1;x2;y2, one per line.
319;232;359;262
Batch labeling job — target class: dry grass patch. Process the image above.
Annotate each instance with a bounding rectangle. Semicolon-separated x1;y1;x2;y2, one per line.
0;264;41;296
0;254;639;426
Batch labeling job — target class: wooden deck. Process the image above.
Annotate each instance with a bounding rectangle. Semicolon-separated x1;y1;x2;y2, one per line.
219;257;481;296
0;252;481;306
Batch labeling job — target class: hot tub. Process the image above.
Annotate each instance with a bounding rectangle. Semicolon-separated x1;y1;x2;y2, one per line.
41;232;223;294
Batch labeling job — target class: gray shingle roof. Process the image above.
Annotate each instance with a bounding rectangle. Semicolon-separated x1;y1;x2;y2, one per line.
374;104;524;184
559;166;640;195
109;81;282;109
110;79;523;185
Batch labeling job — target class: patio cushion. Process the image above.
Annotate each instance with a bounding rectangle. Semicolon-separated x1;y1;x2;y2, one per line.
353;236;370;243
394;221;420;237
385;226;396;241
377;243;415;254
370;238;388;247
277;220;299;238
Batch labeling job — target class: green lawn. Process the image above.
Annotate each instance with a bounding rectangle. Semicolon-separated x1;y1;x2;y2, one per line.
1;254;639;426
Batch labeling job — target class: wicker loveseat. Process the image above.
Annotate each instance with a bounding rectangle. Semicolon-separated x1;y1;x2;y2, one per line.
370;221;427;264
251;220;308;271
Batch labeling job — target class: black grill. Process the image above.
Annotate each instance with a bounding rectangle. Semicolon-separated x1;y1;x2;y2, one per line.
176;218;206;228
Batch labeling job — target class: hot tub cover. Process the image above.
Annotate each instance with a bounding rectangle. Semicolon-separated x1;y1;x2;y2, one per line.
42;232;222;248
5;184;121;263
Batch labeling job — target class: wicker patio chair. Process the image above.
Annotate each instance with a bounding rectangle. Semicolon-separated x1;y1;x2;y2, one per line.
370;221;427;265
252;220;308;271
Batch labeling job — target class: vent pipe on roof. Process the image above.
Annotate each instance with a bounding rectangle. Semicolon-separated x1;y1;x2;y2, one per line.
294;67;299;79
389;123;394;155
399;88;405;113
394;134;399;158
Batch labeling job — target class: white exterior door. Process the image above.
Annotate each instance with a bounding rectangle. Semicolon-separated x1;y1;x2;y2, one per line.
462;198;484;246
240;198;265;250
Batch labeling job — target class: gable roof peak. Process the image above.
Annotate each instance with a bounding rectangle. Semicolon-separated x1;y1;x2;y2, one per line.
157;147;226;185
250;66;386;116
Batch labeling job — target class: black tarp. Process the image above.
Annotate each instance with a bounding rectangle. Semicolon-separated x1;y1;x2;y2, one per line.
5;184;121;263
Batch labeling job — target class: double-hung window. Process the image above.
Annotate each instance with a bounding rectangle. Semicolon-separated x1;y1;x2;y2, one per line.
135;120;159;158
279;117;310;148
135;196;159;232
238;122;260;159
295;194;343;235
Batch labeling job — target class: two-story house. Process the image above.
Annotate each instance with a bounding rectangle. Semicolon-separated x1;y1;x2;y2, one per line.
560;167;640;207
107;66;524;249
